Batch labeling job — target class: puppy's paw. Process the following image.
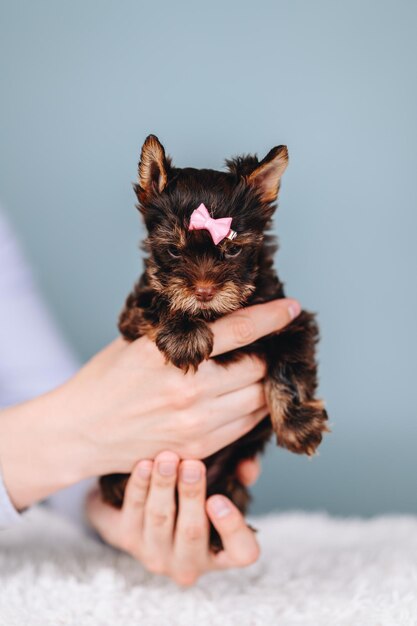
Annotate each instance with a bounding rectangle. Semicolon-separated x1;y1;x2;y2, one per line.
274;399;329;456
156;322;213;373
99;473;128;508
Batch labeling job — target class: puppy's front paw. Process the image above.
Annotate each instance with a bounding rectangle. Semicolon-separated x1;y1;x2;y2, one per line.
275;399;329;456
156;322;213;373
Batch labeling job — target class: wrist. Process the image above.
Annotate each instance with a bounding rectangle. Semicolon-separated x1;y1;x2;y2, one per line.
0;384;94;510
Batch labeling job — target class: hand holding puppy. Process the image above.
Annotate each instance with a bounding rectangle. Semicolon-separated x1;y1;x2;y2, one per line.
0;299;298;510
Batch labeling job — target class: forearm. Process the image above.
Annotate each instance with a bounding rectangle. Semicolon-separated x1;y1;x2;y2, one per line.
0;383;93;510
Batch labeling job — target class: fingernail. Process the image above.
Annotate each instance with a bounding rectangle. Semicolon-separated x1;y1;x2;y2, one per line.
210;496;232;519
136;461;152;478
288;300;301;320
158;460;176;476
181;462;201;484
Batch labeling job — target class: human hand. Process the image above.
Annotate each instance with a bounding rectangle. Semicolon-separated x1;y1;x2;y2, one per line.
0;298;298;509
86;452;261;586
65;298;301;477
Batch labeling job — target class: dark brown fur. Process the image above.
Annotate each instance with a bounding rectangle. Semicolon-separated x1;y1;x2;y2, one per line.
100;135;329;550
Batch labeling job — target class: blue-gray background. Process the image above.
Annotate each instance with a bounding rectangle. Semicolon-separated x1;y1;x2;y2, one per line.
1;0;416;515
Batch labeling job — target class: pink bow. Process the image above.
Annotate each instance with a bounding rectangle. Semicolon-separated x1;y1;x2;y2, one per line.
188;203;235;245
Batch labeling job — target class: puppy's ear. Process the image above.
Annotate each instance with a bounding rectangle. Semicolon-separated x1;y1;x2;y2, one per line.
138;134;169;197
247;146;288;203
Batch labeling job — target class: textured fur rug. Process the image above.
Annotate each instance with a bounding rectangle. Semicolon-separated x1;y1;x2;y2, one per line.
0;507;416;626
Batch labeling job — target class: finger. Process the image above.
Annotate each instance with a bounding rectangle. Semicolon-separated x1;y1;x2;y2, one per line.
203;406;268;457
196;354;266;397
206;495;260;570
173;460;209;586
208;383;265;426
143;451;179;563
121;460;153;536
189;383;265;434
235;457;261;487
210;298;301;357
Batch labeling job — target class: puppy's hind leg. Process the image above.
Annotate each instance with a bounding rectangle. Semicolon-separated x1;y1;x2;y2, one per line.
264;310;329;456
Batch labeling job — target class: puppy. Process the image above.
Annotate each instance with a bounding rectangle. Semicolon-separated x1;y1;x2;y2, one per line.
100;135;329;550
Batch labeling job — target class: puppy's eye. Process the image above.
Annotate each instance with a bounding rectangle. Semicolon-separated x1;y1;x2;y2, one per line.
167;245;181;259
224;244;242;259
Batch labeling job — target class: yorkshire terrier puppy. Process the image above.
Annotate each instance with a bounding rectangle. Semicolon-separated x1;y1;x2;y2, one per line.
100;134;329;550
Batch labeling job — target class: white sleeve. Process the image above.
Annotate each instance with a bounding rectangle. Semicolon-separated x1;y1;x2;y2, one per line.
0;206;93;528
0;209;79;408
0;471;22;529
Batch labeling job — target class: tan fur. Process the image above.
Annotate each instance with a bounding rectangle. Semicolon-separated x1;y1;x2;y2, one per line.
163;278;254;316
138;135;168;194
247;146;289;203
266;378;328;457
119;305;157;340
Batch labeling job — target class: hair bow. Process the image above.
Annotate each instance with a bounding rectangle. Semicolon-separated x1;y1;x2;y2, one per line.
188;203;237;245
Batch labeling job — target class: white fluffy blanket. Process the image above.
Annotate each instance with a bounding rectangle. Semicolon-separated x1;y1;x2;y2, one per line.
0;507;416;626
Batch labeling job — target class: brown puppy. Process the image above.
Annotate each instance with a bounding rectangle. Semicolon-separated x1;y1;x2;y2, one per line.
100;135;329;550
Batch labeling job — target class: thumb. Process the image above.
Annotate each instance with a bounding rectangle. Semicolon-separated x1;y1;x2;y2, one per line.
85;487;121;544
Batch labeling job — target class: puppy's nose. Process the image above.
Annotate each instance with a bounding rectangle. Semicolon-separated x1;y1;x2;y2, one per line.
195;284;216;302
